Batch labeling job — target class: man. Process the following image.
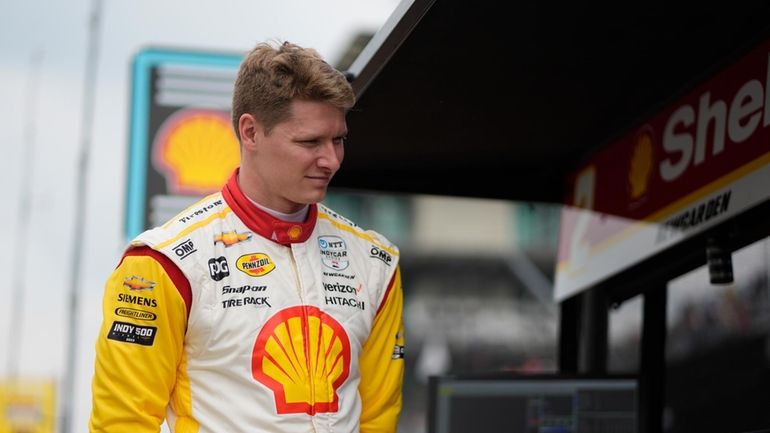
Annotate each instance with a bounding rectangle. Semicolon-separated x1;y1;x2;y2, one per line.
90;40;405;433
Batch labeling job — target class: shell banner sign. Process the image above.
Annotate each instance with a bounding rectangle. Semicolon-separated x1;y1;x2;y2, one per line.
125;48;243;240
0;378;56;433
556;38;770;300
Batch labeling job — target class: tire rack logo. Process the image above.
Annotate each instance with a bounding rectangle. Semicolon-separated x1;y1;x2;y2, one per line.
214;231;253;247
318;236;349;270
236;253;275;277
208;256;230;281
172;238;197;260
252;306;351;414
123;276;156;291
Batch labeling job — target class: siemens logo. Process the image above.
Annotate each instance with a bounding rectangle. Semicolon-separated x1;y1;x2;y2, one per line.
117;293;157;308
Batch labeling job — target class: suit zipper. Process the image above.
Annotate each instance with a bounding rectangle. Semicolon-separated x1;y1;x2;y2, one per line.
289;247;318;422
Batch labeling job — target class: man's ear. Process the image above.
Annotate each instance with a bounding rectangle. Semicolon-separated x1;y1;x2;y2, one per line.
238;113;262;151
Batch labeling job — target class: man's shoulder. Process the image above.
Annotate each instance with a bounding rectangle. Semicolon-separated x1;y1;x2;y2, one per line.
317;203;400;257
317;203;359;229
133;192;229;246
165;192;229;228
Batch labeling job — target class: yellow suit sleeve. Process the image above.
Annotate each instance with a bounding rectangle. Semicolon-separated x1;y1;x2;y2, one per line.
359;266;405;433
89;252;189;432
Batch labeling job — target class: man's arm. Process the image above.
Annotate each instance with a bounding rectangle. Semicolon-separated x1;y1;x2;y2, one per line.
359;266;405;433
89;246;191;432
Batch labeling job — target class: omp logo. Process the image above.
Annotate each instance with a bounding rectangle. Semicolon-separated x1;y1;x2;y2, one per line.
252;306;351;415
236;253;275;277
123;276;155;291
369;246;392;266
172;239;196;260
115;307;157;321
208;256;230;281
214;231;252;247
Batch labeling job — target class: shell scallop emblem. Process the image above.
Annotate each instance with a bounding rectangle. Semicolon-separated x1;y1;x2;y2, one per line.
628;128;654;201
152;108;240;195
252;306;351;415
287;225;302;240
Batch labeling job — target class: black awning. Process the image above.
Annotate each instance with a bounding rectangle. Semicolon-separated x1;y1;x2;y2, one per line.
335;0;770;203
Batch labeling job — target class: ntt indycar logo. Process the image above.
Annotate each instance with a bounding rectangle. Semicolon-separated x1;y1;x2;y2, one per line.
318;236;349;270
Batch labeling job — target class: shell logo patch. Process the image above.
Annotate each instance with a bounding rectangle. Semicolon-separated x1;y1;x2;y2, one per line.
252;306;351;415
152;108;240;195
628;128;654;201
122;276;155;291
236;253;275;277
214;231;253;247
287;225;302;240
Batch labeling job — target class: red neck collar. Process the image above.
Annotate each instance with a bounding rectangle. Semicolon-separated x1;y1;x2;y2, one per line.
222;169;317;245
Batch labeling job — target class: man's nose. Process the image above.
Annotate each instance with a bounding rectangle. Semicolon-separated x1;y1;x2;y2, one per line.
318;141;342;171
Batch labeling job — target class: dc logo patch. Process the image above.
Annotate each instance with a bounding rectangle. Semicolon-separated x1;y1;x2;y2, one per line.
318;236;349;270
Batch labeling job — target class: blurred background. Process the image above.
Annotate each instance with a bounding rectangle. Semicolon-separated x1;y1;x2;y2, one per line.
3;1;770;433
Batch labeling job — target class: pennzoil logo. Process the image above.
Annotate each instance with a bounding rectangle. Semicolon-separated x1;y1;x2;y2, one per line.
115;307;157;321
123;276;155;291
252;306;351;414
236;253;276;277
214;231;253;247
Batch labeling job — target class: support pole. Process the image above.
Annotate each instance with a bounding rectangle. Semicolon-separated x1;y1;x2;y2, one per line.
60;0;103;431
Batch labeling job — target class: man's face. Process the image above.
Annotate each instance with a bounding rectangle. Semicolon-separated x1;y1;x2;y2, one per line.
242;99;347;213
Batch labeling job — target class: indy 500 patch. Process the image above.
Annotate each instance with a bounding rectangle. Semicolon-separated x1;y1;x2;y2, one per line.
107;321;157;346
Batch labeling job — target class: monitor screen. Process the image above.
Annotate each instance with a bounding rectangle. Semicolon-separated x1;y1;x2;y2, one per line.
428;373;639;433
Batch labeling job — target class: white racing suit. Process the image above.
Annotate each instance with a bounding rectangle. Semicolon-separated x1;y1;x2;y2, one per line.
90;169;404;433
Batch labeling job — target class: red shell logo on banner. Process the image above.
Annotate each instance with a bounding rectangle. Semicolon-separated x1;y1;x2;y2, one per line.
153;108;240;195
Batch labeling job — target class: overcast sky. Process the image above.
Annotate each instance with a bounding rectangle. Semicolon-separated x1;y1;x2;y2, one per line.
0;0;399;430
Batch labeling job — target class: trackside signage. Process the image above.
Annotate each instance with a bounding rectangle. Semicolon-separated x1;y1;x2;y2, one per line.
555;39;770;301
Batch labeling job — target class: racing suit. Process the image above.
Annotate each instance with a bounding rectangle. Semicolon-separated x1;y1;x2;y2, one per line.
90;169;405;433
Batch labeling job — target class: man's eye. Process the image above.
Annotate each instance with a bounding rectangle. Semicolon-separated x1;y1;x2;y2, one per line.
333;137;347;145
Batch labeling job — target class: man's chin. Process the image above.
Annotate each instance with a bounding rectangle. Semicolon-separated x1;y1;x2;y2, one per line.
298;191;327;205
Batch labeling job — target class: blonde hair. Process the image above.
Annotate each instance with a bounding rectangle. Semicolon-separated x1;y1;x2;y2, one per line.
231;40;355;139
